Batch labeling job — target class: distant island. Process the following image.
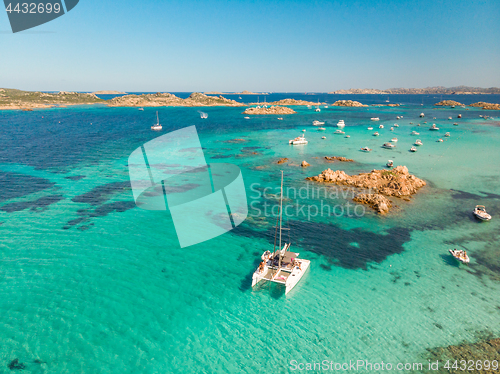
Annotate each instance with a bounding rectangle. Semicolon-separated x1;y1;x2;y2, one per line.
92;90;126;95
107;92;245;107
329;86;500;95
0;88;104;110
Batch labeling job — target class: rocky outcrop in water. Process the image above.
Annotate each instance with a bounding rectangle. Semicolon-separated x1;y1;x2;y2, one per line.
306;166;425;213
324;156;354;162
353;194;392;214
435;100;464;106
243;106;296;115
277;158;289;164
469;102;500;110
301;161;310;167
266;98;323;106
108;92;244;107
332;100;368;107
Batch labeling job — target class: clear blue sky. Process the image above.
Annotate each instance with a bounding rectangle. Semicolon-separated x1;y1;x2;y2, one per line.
1;0;499;92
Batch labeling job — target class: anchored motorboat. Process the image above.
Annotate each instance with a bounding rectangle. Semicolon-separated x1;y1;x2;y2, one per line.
449;249;470;264
252;172;310;294
367;127;374;130
313;120;325;126
473;205;492;221
360;147;372;152
386;160;394;167
420;113;425;117
382;142;396;149
345;135;350;138
373;132;380;136
410;146;417;152
379;124;384;129
430;124;439;131
414;139;423;146
371;117;380;121
334;129;345;134
445;132;450;137
390;127;394;131
391;137;398;142
411;131;420;135
437;138;444;142
289;135;308;145
318;127;326;131
322;136;326;139
453;123;459;126
394;124;399;127
337;120;346;128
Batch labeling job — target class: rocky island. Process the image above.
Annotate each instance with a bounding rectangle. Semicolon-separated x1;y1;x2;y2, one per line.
329;86;500;95
332;100;367;107
243;106;296;115
469;102;500;110
435;100;464;106
0;88;104;110
306;166;426;214
108;92;245;107
266;98;324;106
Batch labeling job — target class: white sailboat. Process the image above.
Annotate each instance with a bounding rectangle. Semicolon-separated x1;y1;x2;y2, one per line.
252;172;310;295
151;111;162;131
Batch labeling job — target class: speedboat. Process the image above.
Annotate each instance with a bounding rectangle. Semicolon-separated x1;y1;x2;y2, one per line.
318;127;326;131
410;146;417;152
373;132;380;136
437;138;444;142
394;124;399;127
391;137;398;142
453;123;459;126
379;124;384;129
336;120;346;128
371;117;380;121
289;135;308;145
430;124;439;131
386;160;394;167
390;127;394;131
411;131;420;135
473;205;492;221
138;107;144;111
244;116;250;119
334;129;345;134
420;113;425;117
324;105;328;108
278;117;283;120
345;135;350;138
302;129;306;132
151;111;162;131
360;147;372;152
396;116;400;119
458;114;462;118
382;142;396;149
322;136;326;139
449;249;470;264
448;116;452;120
313;120;325;126
367;127;374;130
414;139;423;146
445;132;450;137
252;172;310;294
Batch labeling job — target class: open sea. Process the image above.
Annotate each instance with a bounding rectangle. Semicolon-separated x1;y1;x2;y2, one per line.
1;94;500;373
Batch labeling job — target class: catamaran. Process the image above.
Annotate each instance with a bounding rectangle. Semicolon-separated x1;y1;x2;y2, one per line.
151;111;162;131
252;172;310;294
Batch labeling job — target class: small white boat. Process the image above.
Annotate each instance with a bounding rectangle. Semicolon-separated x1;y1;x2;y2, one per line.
445;132;450;137
302;129;306;132
324;105;328;108
345;135;350;138
289;135;308;145
337;120;346;128
151;111;162;131
417;123;421;126
396;116;400;119
307;105;312;109
199;111;208;119
429;124;439;131
373;132;380;136
313;120;325;126
390;127;394;131
458;114;462;118
382;142;396;149
400;116;403;119
437;138;444;142
138;107;144;111
410;146;417;152
278;117;283;120
420;113;425;117
448;117;452;120
315;108;321;112
391;137;398;142
394;124;399;127
386;160;394;167
360;147;372;152
252;172;310;294
244;116;250;119
449;249;470;264
371;117;380;121
453;122;459;126
379;124;384;129
414;139;423;146
322;136;326;139
318;127;326;131
473;205;491;221
411;131;420;135
334;129;345;134
367;127;374;130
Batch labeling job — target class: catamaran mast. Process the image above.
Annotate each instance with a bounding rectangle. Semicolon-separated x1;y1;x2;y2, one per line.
278;170;283;268
156;111;159;125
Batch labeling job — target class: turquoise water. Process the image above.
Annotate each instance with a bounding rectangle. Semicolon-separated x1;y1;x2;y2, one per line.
1;98;500;373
